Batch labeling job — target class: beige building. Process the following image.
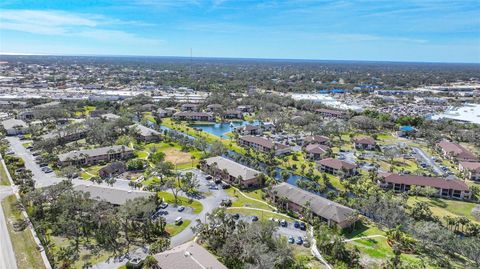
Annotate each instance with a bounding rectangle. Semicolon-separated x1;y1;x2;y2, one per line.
58;145;134;167
202;156;263;187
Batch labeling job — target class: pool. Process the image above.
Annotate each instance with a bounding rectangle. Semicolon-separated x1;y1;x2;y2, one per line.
190;121;259;138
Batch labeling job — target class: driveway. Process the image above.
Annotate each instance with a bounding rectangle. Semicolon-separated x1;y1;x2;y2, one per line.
412;147;444;176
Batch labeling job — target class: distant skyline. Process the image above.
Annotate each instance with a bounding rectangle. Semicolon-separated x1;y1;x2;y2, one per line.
1;0;479;63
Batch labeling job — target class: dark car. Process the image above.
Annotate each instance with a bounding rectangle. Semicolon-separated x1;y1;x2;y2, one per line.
296;236;303;245
252;216;259;222
232;213;240;220
280;219;287;227
294;221;300;228
205;175;213;180
288;236;295;244
221;183;231;189
299;222;306;230
39;163;48;168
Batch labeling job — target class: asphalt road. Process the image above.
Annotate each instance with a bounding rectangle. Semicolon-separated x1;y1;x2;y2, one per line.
0;185;18;269
412;147;444;175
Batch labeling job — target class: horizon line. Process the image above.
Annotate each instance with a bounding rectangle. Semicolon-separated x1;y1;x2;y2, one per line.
1;52;479;65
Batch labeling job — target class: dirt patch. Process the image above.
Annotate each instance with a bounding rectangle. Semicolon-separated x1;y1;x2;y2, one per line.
163;148;192;165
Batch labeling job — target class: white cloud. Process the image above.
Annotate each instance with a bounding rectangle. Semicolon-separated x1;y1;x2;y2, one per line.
0;9;162;44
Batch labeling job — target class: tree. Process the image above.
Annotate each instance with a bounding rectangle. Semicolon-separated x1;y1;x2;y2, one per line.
143;255;160;269
149;237;170;254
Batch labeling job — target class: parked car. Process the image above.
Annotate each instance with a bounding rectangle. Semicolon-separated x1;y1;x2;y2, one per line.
39;163;48;168
232;213;240;220
42;167;53;173
303;240;311;248
205;175;213;180
294;221;299;228
178;206;185;212
280;219;287;227
5;150;14;155
159;203;169;209
299;222;306;230
288;236;295;244
126;258;143;269
209;185;219;190
221;183;231;189
175;217;183;225
251;216;259;222
26;146;33;150
296;236;303;245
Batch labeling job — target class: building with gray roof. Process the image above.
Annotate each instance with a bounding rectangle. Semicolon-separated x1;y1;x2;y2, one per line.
2;118;27;135
270;183;357;229
58;145;134;166
74;185;153;205
202;156;262;187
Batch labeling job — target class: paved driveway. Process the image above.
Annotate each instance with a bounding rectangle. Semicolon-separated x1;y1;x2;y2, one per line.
412;147;444;176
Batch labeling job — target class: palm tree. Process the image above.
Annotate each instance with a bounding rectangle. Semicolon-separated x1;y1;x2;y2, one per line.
143;255;160;269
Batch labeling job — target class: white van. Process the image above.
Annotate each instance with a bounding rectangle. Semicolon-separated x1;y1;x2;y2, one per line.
175;217;183;225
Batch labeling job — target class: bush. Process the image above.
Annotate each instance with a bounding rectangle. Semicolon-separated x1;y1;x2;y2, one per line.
126;159;146;171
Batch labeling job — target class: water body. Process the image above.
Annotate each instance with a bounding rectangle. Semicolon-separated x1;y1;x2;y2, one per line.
189;121;259;139
431;103;480;125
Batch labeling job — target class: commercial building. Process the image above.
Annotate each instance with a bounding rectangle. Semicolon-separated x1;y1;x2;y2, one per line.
270;183;357;229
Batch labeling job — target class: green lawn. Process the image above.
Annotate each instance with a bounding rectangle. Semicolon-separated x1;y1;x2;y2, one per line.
1;195;46;269
407;196;479;223
142;141;203;170
224;188;273;210
0;161;10;185
165;220;192;236
225;208;293;221
157;192;203;214
22;142;32;148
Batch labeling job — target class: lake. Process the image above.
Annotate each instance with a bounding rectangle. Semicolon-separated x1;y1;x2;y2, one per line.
190;121;259;138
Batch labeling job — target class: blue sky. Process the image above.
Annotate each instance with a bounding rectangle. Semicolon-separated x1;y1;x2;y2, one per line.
0;0;479;63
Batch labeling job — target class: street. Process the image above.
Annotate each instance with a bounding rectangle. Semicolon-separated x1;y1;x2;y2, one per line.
412;147;444;175
0;185;18;269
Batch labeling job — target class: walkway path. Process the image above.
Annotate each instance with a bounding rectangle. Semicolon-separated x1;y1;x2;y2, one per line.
231;186;277;210
343;234;386;242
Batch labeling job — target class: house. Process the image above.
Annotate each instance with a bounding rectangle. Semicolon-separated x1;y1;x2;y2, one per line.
156;108;174;118
180;103;199;111
315;108;346;118
234;125;262;136
303;135;329;145
98;162;126;178
154;241;227;269
237;105;254;113
238;135;291;156
270;183;357;229
223;109;243;119
18;110;35;121
202;156;262;187
353;136;376;150
437;140;478;162
1;118;28;135
172;111;215;121
74;185;153;206
378;173;471;200
459;162;480;181
317;158;357;177
58;145;134;167
207;104;223;112
304;144;330;160
131;124;162;142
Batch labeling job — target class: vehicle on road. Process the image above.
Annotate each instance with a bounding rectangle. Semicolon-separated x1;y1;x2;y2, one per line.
178;206;185;212
41;167;53;173
252;216;259;222
39;163;48;167
296;236;303;245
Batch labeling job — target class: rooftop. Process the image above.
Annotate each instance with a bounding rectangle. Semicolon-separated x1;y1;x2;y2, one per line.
74;185;153;205
154;241;227;269
204;156;260;181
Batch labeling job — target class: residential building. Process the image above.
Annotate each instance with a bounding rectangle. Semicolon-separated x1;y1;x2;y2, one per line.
234;125;262;136
303;135;329;145
238;135;291;156
459;162;480;181
207;103;223;112
223;109;243;119
180;103;199;111
131;124;162;142
315;108;346;118
172;111;215;121
58;145;134;166
304;144;330;160
353;136;376;150
98;162;127;178
237;105;254;113
154;241;227;269
40;128;88;143
270;183;357;229
202;156;262;187
317;158;357;177
74;185;153;206
437;140;478;162
156;108;174;118
1;118;28;135
18;110;35;120
378;173;471;200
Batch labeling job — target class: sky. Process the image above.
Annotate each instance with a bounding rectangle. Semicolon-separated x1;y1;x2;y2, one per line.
0;0;479;63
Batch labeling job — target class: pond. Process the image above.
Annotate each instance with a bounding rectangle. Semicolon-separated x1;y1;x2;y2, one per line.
189;121;260;139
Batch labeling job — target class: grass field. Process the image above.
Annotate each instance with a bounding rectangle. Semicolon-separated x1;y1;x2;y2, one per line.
0;161;10;185
157;192;203;214
165;220;192;236
224;187;273;210
407;196;479;223
1;195;46;269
